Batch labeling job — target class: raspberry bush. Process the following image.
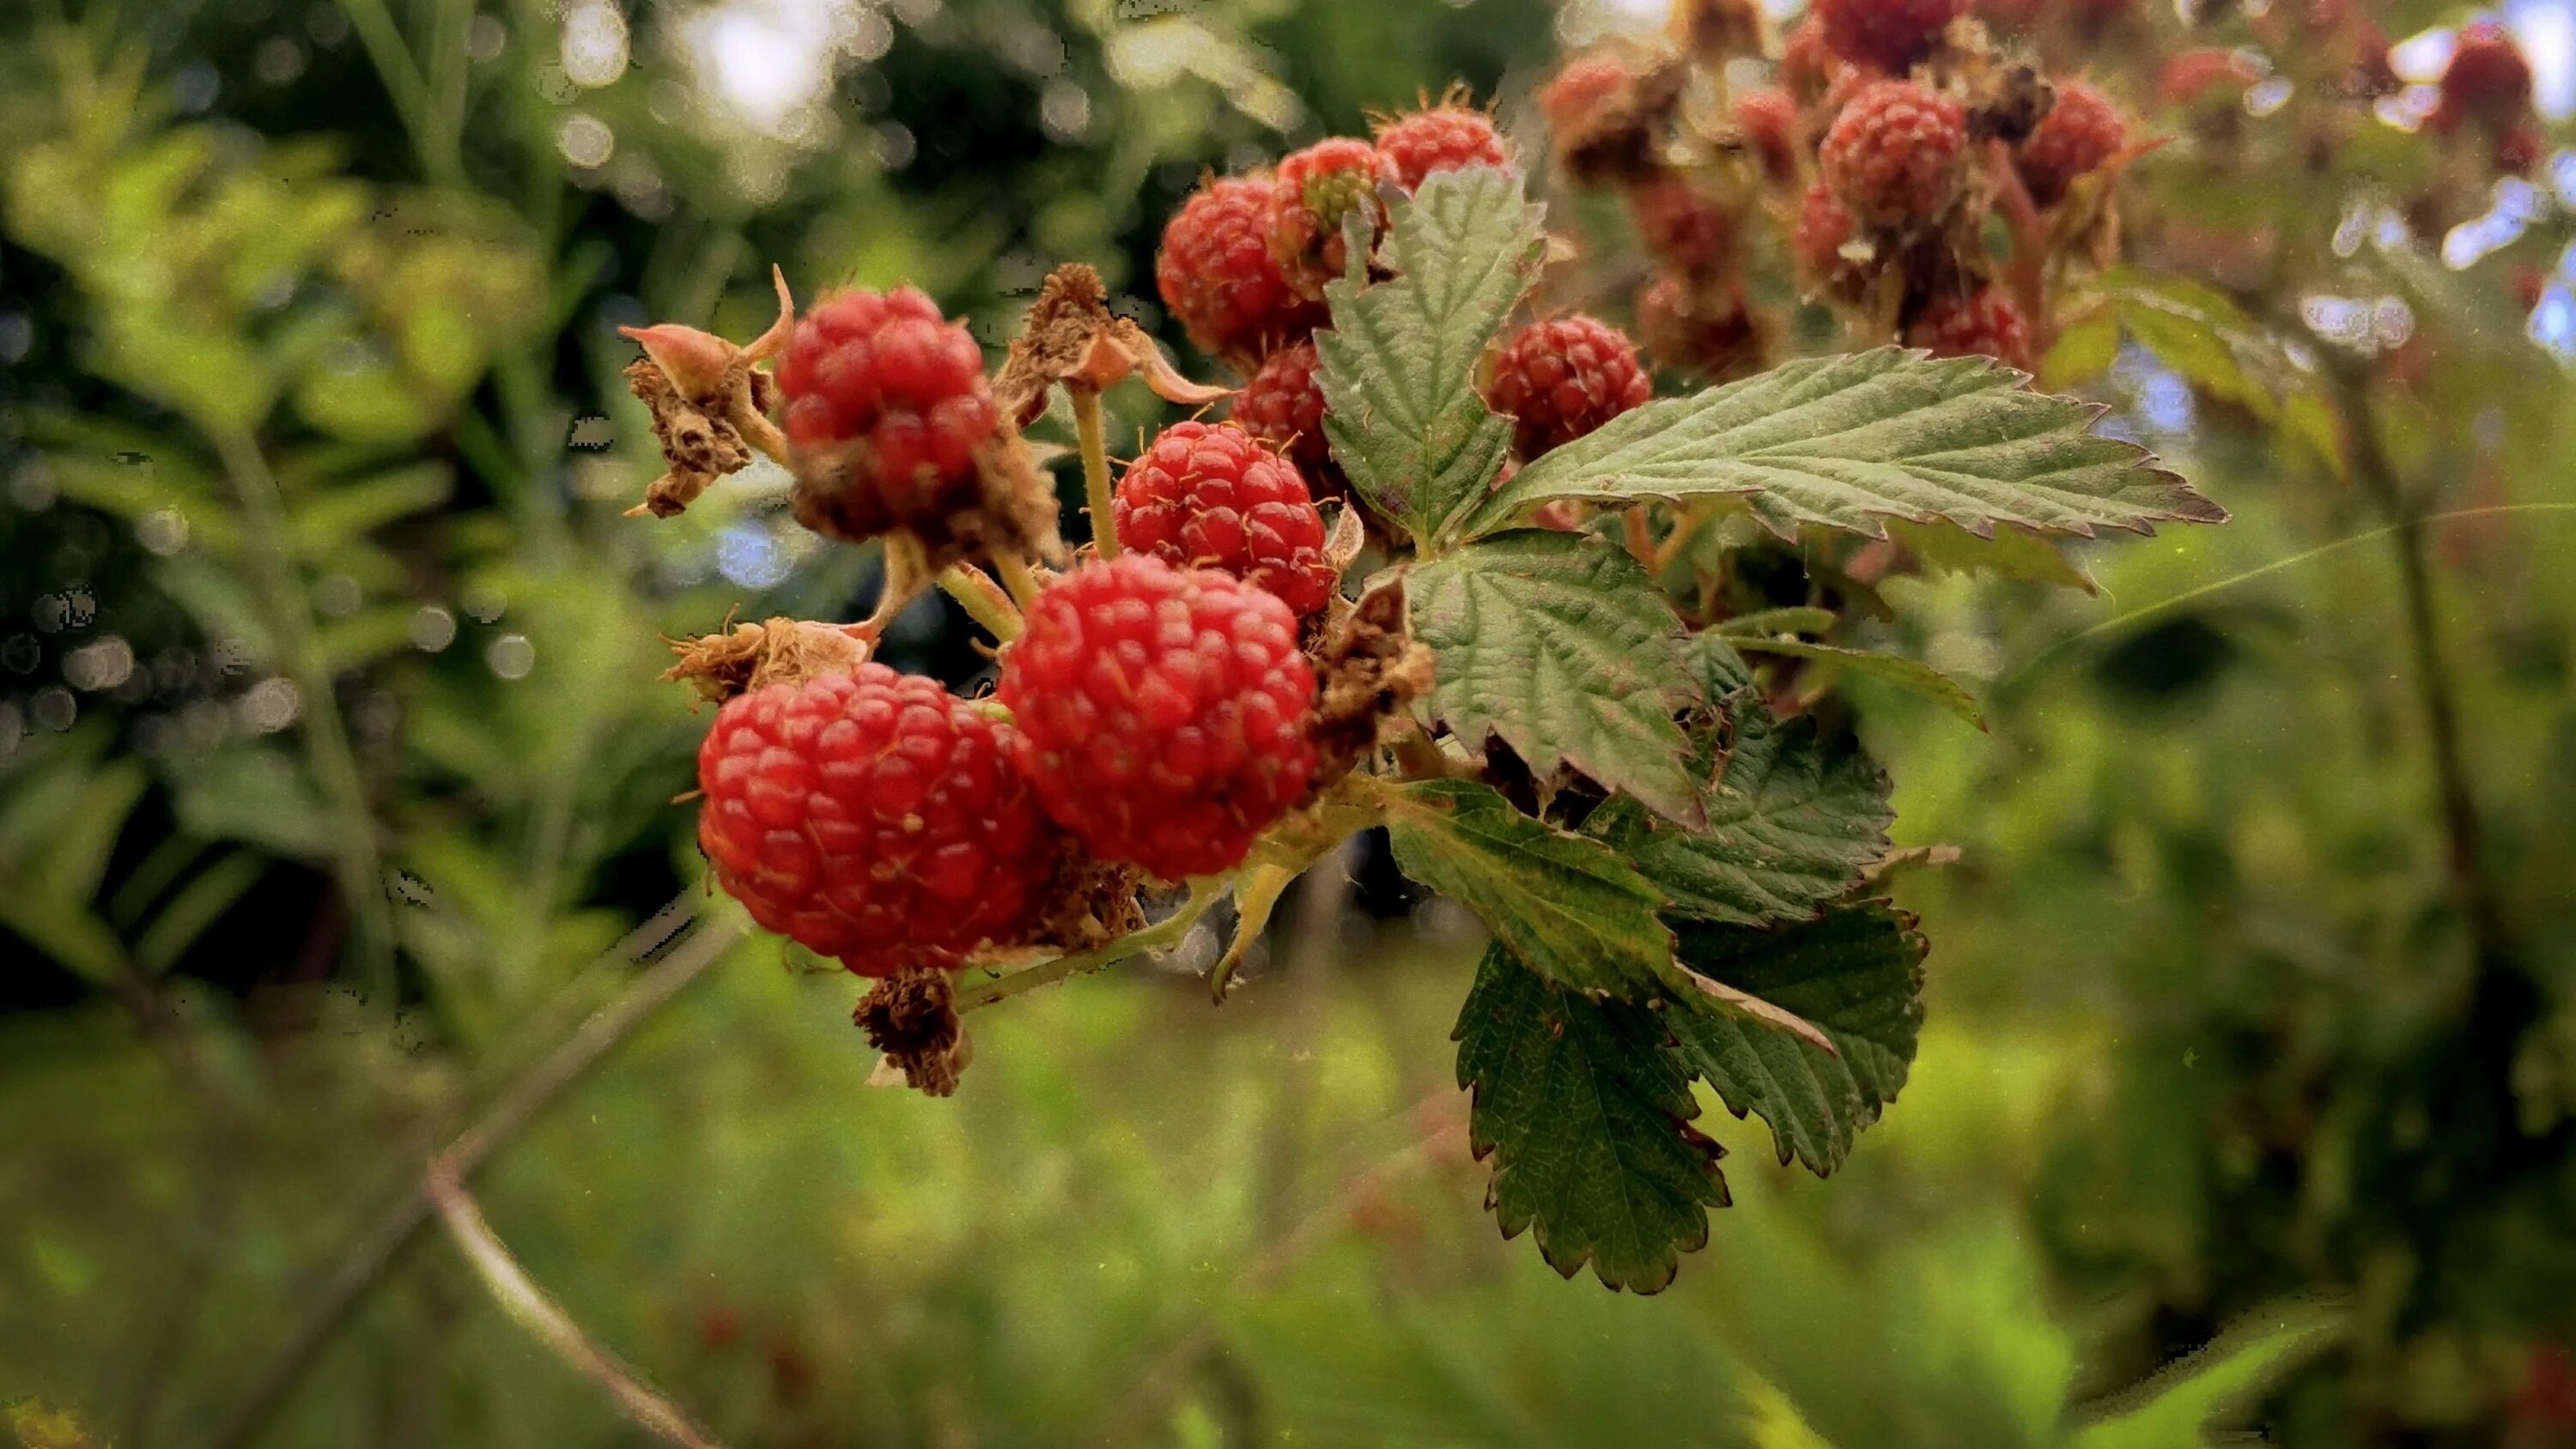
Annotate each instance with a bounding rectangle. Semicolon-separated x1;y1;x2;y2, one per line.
624;53;2221;1296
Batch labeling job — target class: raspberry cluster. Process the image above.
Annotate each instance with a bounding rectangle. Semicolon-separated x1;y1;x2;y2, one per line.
696;664;1057;977
1232;340;1338;495
1112;421;1338;618
776;287;999;530
1813;0;1964;76
1270;137;1397;295
1374;105;1509;192
1485;316;1656;460
999;554;1318;882
1157;176;1326;364
1820;80;1965;228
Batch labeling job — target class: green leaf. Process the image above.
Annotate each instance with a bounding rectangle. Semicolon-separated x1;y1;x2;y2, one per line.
2071;1301;2344;1449
1382;779;1674;997
1729;633;1987;730
1462;349;2225;543
1409;531;1702;825
1588;703;1893;928
1455;945;1728;1293
1316;167;1544;546
1689;633;1752;699
1885;518;2096;594
1716;606;1838;638
1663;905;1926;1177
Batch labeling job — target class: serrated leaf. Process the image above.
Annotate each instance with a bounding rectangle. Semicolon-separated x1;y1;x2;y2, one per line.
1455;945;1728;1293
1663;904;1926;1178
1316;167;1544;545
1588;703;1893;928
1409;531;1702;824
1730;634;1987;729
1382;779;1674;997
1689;633;1752;700
1463;349;2225;543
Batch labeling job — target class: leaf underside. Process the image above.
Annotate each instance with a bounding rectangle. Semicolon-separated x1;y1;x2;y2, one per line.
1464;349;2227;543
1728;634;1988;730
1455;945;1728;1294
1315;166;1544;543
1410;531;1704;826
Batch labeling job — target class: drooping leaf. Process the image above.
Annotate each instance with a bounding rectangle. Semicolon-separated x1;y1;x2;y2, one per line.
1728;633;1987;730
2070;1301;2344;1449
1409;531;1702;824
1663;904;1927;1177
1588;702;1893;928
1463;349;2225;543
1454;945;1728;1293
1316;167;1544;546
1382;779;1674;997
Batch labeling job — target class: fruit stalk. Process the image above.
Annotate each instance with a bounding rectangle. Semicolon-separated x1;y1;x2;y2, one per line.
1072;383;1120;559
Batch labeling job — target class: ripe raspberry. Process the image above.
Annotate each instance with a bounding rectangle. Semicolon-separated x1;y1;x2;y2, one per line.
1373;105;1510;191
1233;339;1343;499
1484;315;1656;459
1733;88;1801;186
775;287;999;528
1813;0;1964;75
2432;21;2533;132
1793;181;1872;302
1622;172;1736;275
1270;137;1396;294
1157;175;1327;361
2158;48;2257;108
697;664;1056;977
2016;82;2126;207
999;555;1318;881
1906;288;2032;370
1111;421;1338;618
1820;79;1966;227
1781;18;1836;102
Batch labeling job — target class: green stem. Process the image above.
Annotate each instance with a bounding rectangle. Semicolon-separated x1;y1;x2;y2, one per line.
990;549;1046;612
209;427;398;1003
1072;385;1118;559
334;0;462;184
937;564;1023;643
954;877;1226;1012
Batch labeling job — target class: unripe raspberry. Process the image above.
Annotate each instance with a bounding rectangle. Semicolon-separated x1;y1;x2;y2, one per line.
1820;79;1966;227
1623;172;1737;274
999;555;1318;881
696;664;1056;976
1793;181;1872;303
1373;105;1510;191
1733;89;1801;186
1813;0;1965;75
1111;421;1338;618
2016;82;2126;207
775;287;999;530
2432;21;2533;132
1233;339;1344;499
1157;175;1327;361
1484;315;1656;459
1270;137;1396;294
1906;288;2032;370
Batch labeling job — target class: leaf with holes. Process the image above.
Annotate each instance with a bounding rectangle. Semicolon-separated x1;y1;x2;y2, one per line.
1409;530;1702;825
1662;904;1926;1178
1462;349;2225;543
1316;167;1544;545
1454;945;1729;1293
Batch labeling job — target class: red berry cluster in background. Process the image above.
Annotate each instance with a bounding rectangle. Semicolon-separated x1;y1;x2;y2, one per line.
777;287;1000;524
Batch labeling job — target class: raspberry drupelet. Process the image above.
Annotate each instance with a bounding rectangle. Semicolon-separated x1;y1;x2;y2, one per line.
999;555;1319;882
1111;421;1339;619
1484;315;1656;459
696;664;1058;977
775;286;999;533
1157;174;1327;362
1820;78;1967;227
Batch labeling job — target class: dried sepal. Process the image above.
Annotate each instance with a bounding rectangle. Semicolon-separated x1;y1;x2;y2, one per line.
661;615;875;703
993;263;1230;428
623;265;797;518
857;969;969;1096
1305;573;1436;797
790;424;1066;571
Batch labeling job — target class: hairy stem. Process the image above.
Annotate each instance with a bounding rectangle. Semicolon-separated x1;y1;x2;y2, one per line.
937;563;1024;642
953;877;1226;1011
1072;384;1119;558
991;547;1047;612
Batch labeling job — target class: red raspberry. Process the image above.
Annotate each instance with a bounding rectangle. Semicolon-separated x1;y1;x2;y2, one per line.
1157;175;1327;361
1637;276;1767;381
1733;88;1801;186
1793;181;1871;302
999;555;1318;881
696;664;1056;977
1539;53;1631;134
1813;0;1964;74
2158;48;2257;108
1781;18;1836;102
2433;21;2533;132
1373;104;1510;191
775;287;998;525
1623;173;1736;274
1820;79;1966;227
1270;137;1396;293
1233;339;1343;499
2016;82;2126;207
1484;315;1656;459
1906;287;2032;370
1111;421;1338;618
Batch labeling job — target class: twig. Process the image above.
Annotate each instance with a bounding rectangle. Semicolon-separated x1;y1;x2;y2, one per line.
197;903;747;1449
1072;385;1119;558
952;878;1226;1011
424;1158;726;1448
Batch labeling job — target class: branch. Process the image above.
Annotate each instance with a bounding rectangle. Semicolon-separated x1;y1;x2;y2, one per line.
424;1157;726;1449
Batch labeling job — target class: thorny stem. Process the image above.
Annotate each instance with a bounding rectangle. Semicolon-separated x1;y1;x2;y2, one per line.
1072;384;1119;559
953;877;1226;1011
937;564;1024;642
209;427;398;1004
425;1159;726;1449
